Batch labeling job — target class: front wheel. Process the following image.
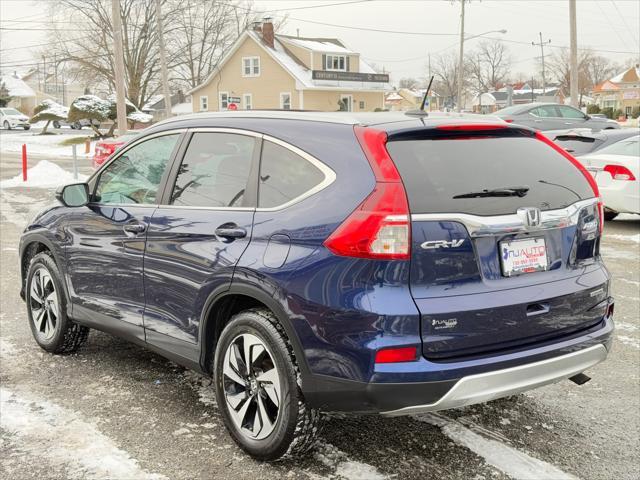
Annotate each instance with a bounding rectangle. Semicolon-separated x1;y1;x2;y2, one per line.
73;122;82;130
214;308;321;460
53;121;61;129
26;253;89;353
604;210;619;221
3;121;10;130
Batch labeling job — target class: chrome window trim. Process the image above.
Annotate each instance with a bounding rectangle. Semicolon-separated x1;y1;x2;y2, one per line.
255;134;337;212
410;197;598;237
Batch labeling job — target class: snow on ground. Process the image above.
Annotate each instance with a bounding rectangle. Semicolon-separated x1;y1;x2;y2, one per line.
1;160;87;189
606;233;640;243
0;131;95;157
415;413;577;480
315;443;388;480
0;388;166;480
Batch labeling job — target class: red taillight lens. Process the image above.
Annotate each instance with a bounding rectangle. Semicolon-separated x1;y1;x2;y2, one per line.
323;127;410;260
436;123;509;131
604;164;636;181
535;131;604;233
375;346;418;363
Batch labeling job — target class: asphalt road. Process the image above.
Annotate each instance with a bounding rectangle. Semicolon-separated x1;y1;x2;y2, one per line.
1;153;639;480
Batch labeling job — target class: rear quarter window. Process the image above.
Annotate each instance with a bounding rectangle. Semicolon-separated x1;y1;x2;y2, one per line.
386;136;594;215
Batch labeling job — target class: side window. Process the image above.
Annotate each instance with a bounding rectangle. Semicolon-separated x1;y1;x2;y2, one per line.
258;141;326;208
95;134;179;205
531;106;558;118
170;132;256;208
558;106;586;119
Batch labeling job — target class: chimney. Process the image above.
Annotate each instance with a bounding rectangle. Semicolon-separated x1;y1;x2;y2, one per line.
262;17;274;49
252;21;261;33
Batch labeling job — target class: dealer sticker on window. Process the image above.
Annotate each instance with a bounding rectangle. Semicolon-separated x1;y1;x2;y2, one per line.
500;237;548;277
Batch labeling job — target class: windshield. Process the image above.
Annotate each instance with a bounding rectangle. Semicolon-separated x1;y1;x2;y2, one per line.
1;108;23;116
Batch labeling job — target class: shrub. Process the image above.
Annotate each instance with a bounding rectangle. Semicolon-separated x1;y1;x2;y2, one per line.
587;104;601;114
29;99;68;134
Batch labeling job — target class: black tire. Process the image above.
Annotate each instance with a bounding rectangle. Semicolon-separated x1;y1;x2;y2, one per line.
213;308;322;460
25;252;89;354
4;121;10;130
53;121;61;129
23;126;30;130
604;210;619;221
74;122;82;130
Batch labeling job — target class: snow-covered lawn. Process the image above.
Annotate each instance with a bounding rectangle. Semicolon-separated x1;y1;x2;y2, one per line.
0;131;96;158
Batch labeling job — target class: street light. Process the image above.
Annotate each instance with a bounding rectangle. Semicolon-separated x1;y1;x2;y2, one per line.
456;28;507;112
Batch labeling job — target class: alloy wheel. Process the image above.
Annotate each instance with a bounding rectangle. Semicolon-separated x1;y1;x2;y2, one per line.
222;333;281;440
29;266;59;341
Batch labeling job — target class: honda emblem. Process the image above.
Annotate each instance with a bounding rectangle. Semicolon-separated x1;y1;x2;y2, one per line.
518;207;542;228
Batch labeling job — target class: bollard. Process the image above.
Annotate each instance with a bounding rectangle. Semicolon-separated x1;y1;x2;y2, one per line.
72;144;78;180
85;137;91;154
22;143;27;182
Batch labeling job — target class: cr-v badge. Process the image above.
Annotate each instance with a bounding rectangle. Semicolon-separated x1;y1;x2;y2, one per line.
421;239;465;250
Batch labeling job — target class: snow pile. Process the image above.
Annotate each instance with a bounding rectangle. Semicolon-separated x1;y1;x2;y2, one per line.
315;443;388;480
0;160;87;189
128;111;153;123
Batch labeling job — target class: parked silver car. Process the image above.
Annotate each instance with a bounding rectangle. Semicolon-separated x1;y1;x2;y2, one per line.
495;103;619;131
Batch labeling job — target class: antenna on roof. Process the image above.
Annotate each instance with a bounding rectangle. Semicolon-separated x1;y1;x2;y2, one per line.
406;75;434;117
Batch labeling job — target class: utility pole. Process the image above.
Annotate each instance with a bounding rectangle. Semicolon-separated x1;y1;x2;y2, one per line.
569;0;579;107
532;32;551;94
456;0;466;112
112;0;128;135
156;0;172;119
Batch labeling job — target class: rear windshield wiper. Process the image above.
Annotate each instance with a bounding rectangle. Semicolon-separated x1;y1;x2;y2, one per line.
452;186;530;199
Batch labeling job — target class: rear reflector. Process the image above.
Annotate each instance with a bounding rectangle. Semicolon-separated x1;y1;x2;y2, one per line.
436;123;509;131
604;164;636;181
375;346;418;363
324;127;410;260
535;131;604;232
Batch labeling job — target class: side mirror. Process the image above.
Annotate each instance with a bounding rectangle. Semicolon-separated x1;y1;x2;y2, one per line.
56;183;89;207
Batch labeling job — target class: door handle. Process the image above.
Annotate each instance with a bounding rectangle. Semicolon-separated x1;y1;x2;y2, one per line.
215;223;247;239
123;223;146;235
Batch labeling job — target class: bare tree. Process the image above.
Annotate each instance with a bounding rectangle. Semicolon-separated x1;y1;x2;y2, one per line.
167;1;257;90
398;77;420;89
583;53;616;89
546;47;592;94
431;51;467;107
467;40;512;94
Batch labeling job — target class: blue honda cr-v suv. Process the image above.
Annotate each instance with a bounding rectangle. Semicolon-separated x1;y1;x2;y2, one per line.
19;111;614;460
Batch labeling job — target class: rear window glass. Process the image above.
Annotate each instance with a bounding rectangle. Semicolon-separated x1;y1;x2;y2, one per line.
596;137;639;156
387;136;594;215
553;136;600;156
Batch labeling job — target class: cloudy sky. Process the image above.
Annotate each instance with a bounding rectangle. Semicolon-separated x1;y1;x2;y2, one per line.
1;0;639;83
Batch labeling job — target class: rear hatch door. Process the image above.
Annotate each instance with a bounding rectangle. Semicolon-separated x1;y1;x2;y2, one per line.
386;127;607;360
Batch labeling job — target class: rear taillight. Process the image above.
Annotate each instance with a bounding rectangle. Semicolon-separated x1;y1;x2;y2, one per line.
323;127;410;260
535;131;604;233
604;164;636;181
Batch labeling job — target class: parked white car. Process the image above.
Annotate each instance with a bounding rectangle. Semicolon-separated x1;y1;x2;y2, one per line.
0;107;30;130
580;135;640;220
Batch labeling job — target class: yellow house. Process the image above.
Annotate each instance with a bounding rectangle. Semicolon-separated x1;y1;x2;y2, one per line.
188;21;389;113
385;88;442;112
592;65;640;117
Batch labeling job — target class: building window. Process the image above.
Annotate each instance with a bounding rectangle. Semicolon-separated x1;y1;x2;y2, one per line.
359;100;365;110
280;92;291;110
199;96;208;111
219;92;228;110
242;56;260;77
325;55;346;71
243;93;253;110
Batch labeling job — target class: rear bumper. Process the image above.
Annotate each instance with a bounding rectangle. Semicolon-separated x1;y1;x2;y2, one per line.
304;314;614;413
381;343;607;416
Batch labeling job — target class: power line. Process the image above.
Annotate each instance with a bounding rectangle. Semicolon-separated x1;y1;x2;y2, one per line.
610;0;640;49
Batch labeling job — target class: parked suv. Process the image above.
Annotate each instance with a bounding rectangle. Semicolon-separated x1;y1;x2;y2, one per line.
19;112;614;460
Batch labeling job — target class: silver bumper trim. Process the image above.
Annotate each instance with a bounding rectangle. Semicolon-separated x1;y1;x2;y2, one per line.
381;344;607;417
